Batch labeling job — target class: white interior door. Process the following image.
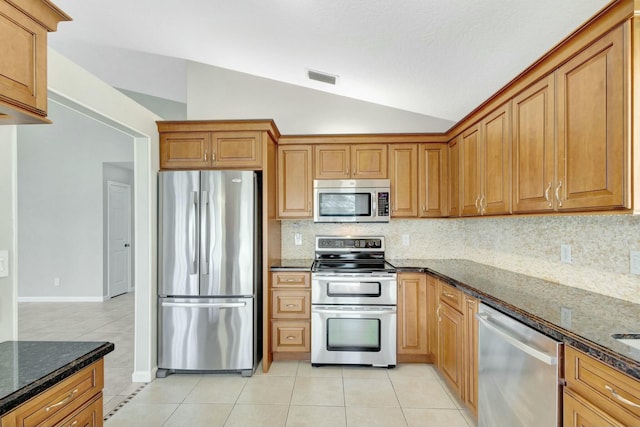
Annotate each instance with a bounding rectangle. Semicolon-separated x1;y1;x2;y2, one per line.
108;181;131;297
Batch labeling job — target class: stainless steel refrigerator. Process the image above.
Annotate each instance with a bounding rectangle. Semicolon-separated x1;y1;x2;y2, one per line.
157;170;261;377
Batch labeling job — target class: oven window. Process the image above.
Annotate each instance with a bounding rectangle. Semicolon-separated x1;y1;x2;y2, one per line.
326;318;380;352
318;193;372;217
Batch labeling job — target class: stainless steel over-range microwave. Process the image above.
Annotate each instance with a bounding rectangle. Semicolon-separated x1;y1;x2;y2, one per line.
313;179;390;223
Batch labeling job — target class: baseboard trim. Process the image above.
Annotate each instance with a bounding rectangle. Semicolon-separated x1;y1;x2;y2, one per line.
17;296;109;302
132;367;156;383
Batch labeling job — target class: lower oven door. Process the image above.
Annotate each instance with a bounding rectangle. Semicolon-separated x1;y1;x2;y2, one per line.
311;305;396;368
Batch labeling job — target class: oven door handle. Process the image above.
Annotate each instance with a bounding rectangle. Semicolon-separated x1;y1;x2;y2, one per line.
313;307;396;315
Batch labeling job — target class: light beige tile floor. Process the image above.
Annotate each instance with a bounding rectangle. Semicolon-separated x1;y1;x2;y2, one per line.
18;294;478;427
107;361;476;427
18;292;143;416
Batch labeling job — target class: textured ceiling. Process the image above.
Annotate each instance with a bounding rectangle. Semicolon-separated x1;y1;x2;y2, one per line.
49;0;611;122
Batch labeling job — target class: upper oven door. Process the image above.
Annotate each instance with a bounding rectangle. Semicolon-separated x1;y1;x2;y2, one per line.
312;274;397;305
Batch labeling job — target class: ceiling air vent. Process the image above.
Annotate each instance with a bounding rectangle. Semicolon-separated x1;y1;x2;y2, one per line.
307;69;338;85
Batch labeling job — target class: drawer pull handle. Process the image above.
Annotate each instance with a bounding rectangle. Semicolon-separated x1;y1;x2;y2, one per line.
605;385;640;408
443;292;456;299
69;421;79;427
285;304;297;308
286;336;296;340
46;388;79;412
286;279;296;282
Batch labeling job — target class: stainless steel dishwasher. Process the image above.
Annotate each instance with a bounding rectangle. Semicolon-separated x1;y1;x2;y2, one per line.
476;303;563;427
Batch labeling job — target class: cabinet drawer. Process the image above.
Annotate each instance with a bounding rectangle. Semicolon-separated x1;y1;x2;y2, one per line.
565;346;640;426
439;283;463;312
272;290;310;319
272;272;310;288
57;393;103;427
563;388;625;427
1;360;104;427
272;321;310;352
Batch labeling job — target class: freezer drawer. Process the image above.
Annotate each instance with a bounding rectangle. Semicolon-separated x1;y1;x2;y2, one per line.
158;297;254;372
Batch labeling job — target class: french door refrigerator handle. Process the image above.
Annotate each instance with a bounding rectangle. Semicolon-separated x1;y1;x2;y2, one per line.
476;312;558;365
162;301;247;309
190;191;198;274
200;190;209;275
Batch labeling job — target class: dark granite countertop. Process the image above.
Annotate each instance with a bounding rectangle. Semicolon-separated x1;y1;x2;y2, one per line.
270;259;314;271
0;341;114;416
391;259;640;380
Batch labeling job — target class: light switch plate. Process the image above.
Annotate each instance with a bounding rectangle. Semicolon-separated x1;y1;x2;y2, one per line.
0;250;8;278
402;234;410;246
294;233;302;246
561;244;572;264
631;250;640;275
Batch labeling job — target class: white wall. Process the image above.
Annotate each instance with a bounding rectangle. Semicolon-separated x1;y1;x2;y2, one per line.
187;62;455;134
103;164;135;297
45;49;161;382
17;102;133;301
0;126;17;341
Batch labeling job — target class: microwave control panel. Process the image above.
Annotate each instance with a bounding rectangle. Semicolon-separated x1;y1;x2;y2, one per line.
378;192;389;216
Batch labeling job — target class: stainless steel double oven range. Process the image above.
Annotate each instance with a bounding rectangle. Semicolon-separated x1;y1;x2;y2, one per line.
311;236;397;368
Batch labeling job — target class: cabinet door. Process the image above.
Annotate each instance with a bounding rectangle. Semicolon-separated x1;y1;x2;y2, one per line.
419;144;449;217
556;26;627;210
160;132;211;169
512;75;556;212
0;1;48;117
211;131;262;169
426;276;439;360
389;144;418;217
460;124;482;216
351;144;388;178
563;389;626;427
438;302;464;398
463;296;479;416
448;137;461;217
481;103;511;215
314;145;350;179
278;145;313;218
397;273;428;355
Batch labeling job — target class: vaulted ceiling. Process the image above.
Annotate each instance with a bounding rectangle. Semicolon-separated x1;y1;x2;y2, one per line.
49;0;611;123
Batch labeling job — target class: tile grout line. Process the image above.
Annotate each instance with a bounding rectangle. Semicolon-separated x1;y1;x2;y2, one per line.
103;382;149;422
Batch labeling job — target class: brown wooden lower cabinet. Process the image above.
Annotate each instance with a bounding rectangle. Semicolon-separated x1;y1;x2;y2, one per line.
430;276;478;417
270;271;311;361
563;345;640;426
1;360;104;427
397;273;430;362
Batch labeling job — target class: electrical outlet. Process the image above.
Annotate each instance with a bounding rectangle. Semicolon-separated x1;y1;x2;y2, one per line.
294;233;302;246
402;234;410;246
54;277;60;287
560;306;572;328
0;250;8;278
560;244;572;264
631;250;640;275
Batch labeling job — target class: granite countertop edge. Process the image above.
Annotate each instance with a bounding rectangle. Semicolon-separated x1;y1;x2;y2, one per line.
0;342;115;416
394;263;640;381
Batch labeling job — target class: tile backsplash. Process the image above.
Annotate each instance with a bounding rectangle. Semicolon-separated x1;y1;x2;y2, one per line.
281;214;640;304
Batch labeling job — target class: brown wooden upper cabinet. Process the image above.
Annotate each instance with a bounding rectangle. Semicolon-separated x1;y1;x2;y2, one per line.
0;0;71;124
314;144;388;179
513;26;628;213
419;143;449;217
278;145;313;218
160;131;262;170
460;102;511;216
448;137;461;217
389;143;449;218
389;144;418;217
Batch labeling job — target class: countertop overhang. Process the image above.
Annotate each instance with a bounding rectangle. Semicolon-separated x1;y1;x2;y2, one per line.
0;341;114;416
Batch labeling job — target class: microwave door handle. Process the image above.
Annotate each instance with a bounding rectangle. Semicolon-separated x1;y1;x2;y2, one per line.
372;194;377;216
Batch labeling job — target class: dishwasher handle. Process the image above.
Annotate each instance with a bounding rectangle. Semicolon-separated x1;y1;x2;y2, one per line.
476;312;558;366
